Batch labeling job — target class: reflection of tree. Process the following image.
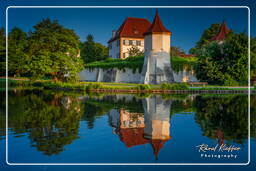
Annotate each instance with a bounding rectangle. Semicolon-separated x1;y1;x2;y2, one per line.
170;97;195;115
194;95;248;144
83;102;112;129
82;95;144;129
0;90;5;140
8;90;83;155
251;95;256;138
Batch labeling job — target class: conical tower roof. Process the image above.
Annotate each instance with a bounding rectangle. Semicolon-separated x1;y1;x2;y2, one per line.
211;21;230;41
144;10;171;35
150;139;169;160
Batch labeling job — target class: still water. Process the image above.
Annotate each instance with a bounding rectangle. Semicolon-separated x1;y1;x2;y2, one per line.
0;90;253;164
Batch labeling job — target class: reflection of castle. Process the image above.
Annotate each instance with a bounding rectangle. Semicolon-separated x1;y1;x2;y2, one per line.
108;96;171;159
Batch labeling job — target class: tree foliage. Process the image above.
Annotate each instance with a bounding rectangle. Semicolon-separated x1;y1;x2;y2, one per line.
170;46;185;57
127;45;144;57
194;33;249;85
0;28;5;76
6;19;84;82
250;37;256;82
189;23;233;55
8;27;28;77
189;24;220;54
26;19;84;81
7;90;83;155
194;95;248;144
80;34;108;63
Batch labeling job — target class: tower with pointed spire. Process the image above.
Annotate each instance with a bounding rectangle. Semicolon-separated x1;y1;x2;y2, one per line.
140;10;174;84
211;20;230;43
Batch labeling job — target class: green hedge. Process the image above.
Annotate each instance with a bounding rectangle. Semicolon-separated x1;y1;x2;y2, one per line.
171;56;197;72
85;56;144;73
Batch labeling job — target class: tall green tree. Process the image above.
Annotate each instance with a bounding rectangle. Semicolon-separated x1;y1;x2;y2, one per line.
194;33;249;85
0;28;5;76
80;34;108;63
8;27;28;77
189;23;233;55
26;18;84;81
251;37;256;83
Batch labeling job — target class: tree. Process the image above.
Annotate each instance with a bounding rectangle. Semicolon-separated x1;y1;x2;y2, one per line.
8;27;28;77
170;46;185;57
194;33;249;85
127;45;144;57
251;37;256;83
26;18;84;81
80;34;108;63
189;23;233;55
194;95;248;144
0;28;5;76
7;90;83;155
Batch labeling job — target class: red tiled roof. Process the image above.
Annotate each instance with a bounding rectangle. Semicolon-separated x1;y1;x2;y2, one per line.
108;17;151;43
116;127;171;159
179;53;195;58
144;10;171;35
118;128;149;148
211;22;230;41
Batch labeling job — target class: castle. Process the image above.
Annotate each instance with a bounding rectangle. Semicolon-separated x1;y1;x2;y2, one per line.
79;10;198;84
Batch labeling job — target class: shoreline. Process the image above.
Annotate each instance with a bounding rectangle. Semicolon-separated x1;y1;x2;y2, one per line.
43;87;253;94
1;78;255;94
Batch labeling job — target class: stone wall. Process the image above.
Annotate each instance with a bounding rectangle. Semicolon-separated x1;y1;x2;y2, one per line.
79;68;141;83
79;68;198;83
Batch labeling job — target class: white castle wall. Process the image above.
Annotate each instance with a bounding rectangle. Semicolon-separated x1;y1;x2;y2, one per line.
79;68;198;83
115;69;141;83
79;69;98;82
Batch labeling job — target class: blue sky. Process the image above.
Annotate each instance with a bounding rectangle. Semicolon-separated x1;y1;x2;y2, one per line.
0;0;254;52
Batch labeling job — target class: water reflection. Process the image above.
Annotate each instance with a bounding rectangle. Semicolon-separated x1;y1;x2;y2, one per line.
7;90;84;155
194;95;248;144
0;90;253;162
109;95;171;159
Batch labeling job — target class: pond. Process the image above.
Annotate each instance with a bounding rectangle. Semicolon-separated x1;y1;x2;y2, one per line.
0;90;254;164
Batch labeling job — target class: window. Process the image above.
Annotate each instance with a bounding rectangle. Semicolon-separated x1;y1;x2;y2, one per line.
117;40;120;47
129;40;132;45
136;40;141;46
123;53;126;58
125;40;129;45
123;40;126;45
141;41;144;46
132;40;136;45
109;43;112;49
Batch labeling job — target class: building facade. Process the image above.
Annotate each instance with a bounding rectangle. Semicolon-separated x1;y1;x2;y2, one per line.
108;17;151;59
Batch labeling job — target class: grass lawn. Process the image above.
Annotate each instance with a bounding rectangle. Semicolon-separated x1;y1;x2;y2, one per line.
2;78;254;92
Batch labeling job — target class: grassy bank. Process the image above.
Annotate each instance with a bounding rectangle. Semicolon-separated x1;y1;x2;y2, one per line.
2;78;254;94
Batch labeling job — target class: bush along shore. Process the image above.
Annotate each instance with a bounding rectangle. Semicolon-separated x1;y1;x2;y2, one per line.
2;78;254;94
